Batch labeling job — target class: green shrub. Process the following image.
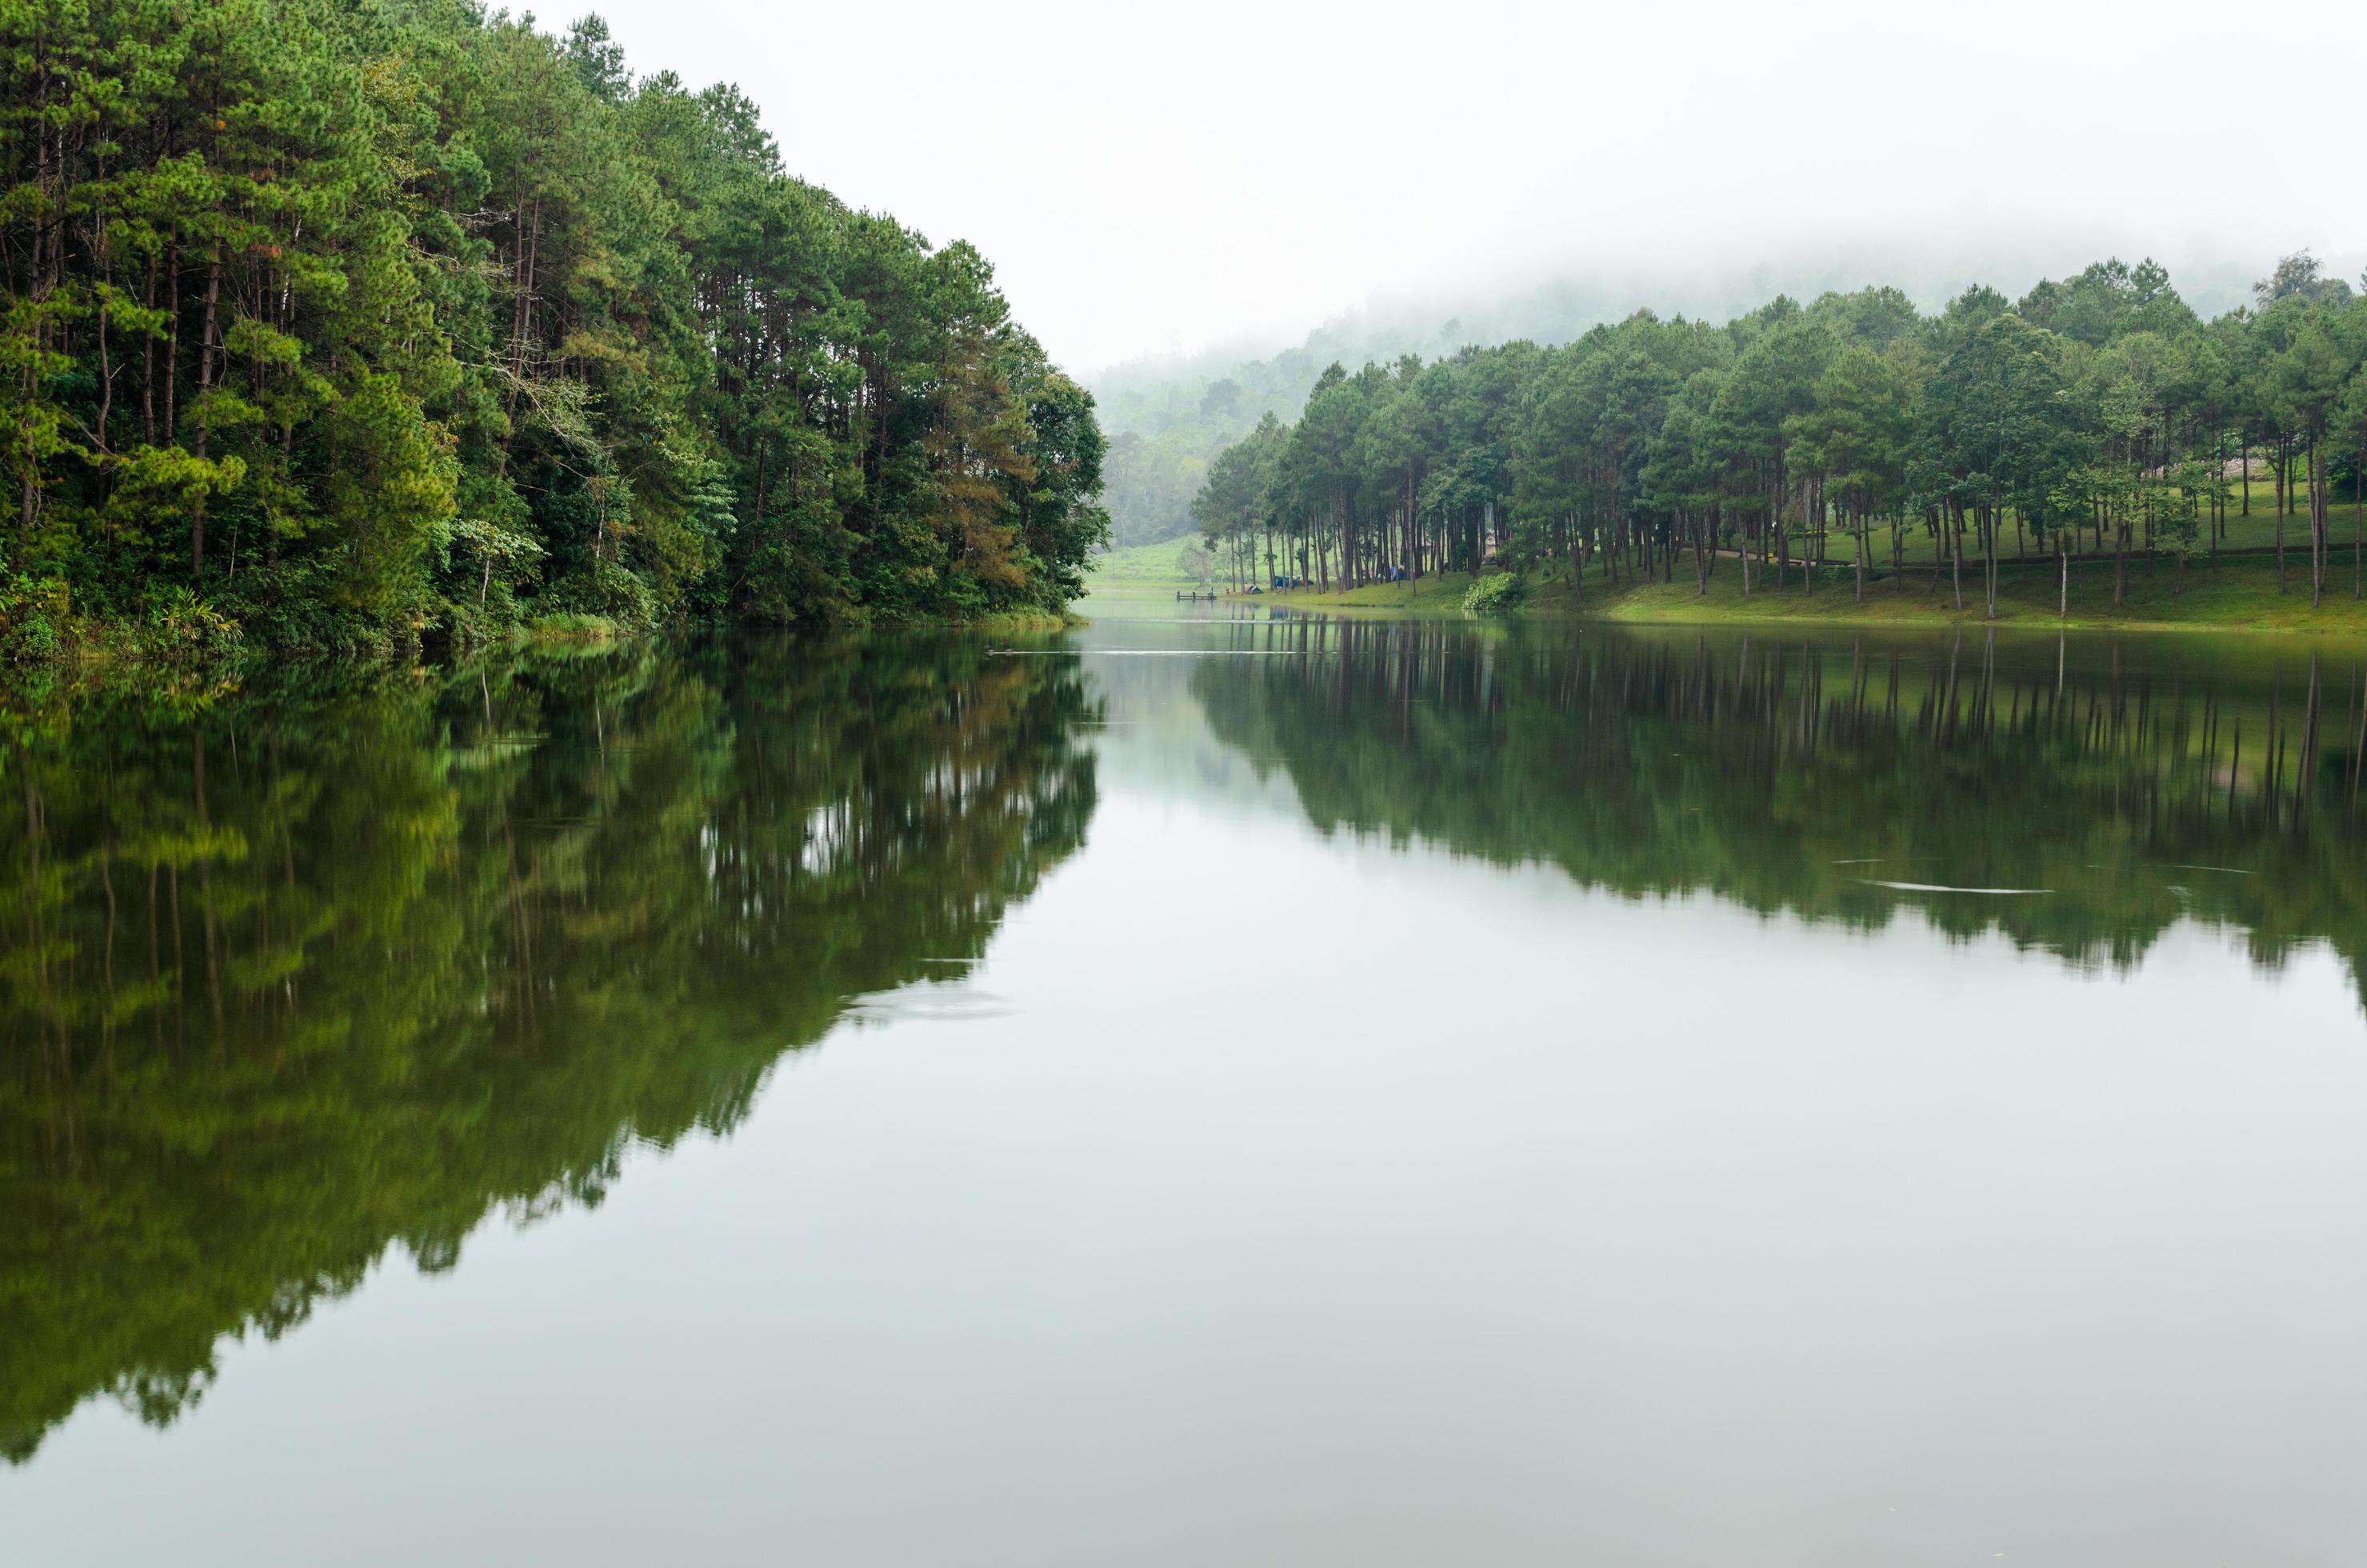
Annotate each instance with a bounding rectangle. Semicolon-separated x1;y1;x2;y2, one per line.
527;610;624;642
1462;572;1528;616
538;562;655;631
138;586;246;666
0;574;70;663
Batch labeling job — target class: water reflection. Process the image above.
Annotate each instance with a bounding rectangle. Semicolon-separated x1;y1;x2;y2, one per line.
1189;618;2367;1003
0;634;1098;1462
12;605;2367;1545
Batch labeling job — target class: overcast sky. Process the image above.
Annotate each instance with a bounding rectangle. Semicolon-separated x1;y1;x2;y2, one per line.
577;0;2367;376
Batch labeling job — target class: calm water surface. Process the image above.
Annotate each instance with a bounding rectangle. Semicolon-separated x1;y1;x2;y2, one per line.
6;598;2366;1564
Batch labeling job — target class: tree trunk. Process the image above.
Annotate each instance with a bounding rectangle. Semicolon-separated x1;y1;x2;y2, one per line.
163;241;180;440
1984;506;1997;620
190;243;222;581
2121;499;2139;610
1949;502;1963;612
94;282;113;456
2309;436;2324;610
2277;478;2287;594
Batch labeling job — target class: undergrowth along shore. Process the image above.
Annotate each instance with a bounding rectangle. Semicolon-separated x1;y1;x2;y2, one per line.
1213;555;2367;635
0;603;1080;726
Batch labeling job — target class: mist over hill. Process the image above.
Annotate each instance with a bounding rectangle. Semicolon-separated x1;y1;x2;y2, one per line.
1088;243;2305;549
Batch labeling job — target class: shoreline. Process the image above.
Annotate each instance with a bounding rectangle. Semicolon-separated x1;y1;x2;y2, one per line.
1178;556;2367;638
0;606;1088;714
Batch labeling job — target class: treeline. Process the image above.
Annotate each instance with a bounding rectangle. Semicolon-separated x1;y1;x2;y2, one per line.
1190;256;2367;615
1090;258;2203;550
0;634;1098;1461
0;2;1107;657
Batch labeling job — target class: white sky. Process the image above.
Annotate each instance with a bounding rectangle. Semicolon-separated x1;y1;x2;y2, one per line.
576;0;2367;375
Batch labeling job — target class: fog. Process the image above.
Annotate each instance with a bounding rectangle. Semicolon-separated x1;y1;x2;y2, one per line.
577;0;2365;375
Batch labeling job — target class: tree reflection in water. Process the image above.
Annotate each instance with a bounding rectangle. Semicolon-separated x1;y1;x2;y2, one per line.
1193;618;2367;994
0;634;1098;1462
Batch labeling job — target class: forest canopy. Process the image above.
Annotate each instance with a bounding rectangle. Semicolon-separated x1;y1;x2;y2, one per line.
1181;256;2367;615
0;1;1109;656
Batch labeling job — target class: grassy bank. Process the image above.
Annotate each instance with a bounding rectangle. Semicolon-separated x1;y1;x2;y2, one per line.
1852;496;2367;570
1237;552;2367;634
1086;538;1206;590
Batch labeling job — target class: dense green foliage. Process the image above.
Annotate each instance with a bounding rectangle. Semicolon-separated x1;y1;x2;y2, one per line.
1189;257;2367;618
0;632;1098;1462
1461;570;1525;615
0;2;1107;657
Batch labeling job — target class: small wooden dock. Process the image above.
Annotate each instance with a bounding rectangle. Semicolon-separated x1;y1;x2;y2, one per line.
1175;590;1220;602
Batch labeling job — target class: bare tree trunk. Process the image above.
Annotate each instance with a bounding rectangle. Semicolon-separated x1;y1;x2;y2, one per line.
190;243;222;581
142;250;158;446
2114;498;2126;609
92;171;114;456
2276;458;2287;593
2310;436;2325;610
1984;506;1998;620
163;241;180;440
1949;501;1963;612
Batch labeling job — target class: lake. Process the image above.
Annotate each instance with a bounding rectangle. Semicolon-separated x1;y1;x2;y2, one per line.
6;598;2366;1565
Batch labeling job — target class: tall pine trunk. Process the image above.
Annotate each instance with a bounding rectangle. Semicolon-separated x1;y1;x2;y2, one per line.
2113;498;2126;609
2277;473;2287;594
2309;436;2323;609
190;243;222;581
1949;501;1963;612
1984;505;1997;621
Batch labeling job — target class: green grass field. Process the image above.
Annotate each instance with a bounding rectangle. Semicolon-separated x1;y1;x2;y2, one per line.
1085;538;1209;589
1805;494;2367;578
1106;496;2367;634
1245;550;2367;635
